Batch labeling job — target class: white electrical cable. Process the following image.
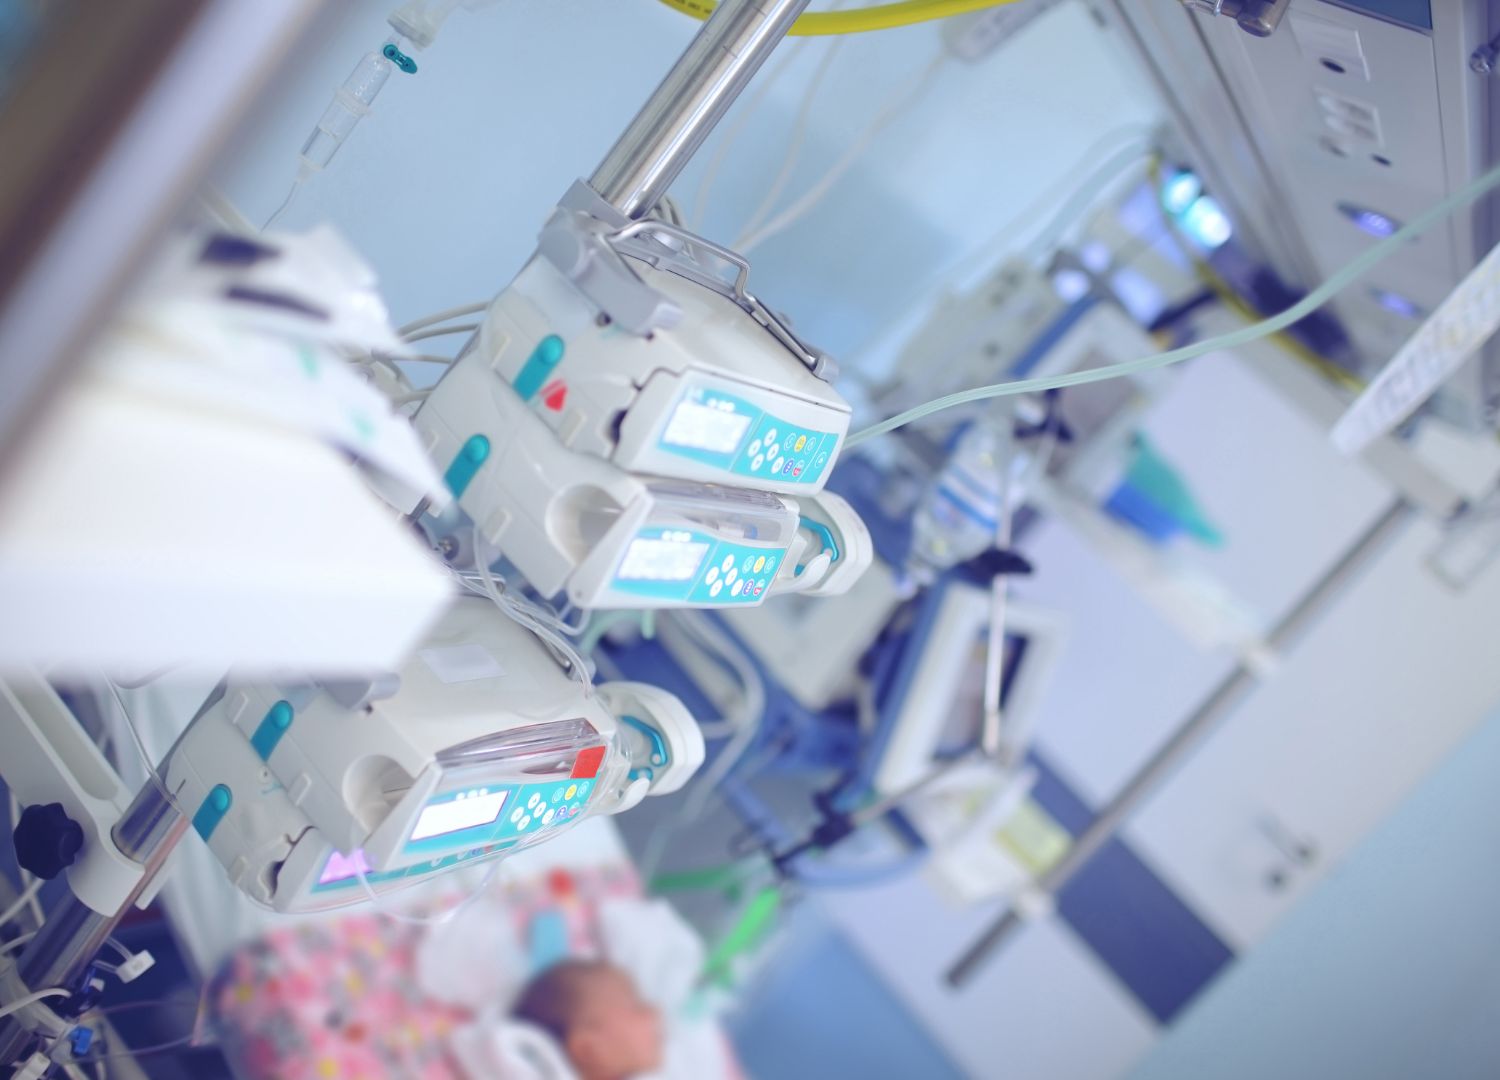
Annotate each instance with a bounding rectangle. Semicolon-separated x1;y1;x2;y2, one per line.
0;932;35;956
735;33;848;245
735;54;947;255
99;681;177;810
927;127;1158;291
1022;141;1160;262
0;987;68;1020
847;126;1157;372
397;302;489;339
5;794;44;928
653;194;687;228
670;613;765;819
690;44;804;231
690;0;852;230
403;323;480;345
467;529;593;692
0;880;43;930
639;611;767;880
850;157;1500;447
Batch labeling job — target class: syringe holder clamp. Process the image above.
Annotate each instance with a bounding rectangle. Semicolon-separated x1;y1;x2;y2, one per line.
112;949;155;984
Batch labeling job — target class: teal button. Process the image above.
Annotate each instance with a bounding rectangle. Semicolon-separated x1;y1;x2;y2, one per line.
513;335;566;402
193;784;233;840
444;434;491;498
250;700;294;761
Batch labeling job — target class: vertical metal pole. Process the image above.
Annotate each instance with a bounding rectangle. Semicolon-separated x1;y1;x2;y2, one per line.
945;499;1414;988
981;404;1019;761
590;0;811;220
0;775;188;1064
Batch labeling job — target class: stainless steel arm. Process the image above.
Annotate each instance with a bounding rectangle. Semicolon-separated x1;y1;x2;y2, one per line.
589;0;811;220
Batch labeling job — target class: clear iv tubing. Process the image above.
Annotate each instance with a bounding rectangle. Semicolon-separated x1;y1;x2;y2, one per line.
847;159;1500;448
351;849;504;927
301;37;403;173
265;34;405;229
639;611;766;881
468;526;593;692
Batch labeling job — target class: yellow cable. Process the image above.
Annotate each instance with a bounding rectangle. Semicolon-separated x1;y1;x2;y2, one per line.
654;0;1022;36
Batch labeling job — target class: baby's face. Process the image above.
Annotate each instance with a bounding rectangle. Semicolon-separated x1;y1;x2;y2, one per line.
570;967;664;1080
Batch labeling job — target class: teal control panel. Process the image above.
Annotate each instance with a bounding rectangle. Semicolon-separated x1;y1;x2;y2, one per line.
401;777;596;858
610;526;785;605
656;387;838;487
309;775;599;895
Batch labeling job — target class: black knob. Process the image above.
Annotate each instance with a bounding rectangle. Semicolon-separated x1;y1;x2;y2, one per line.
13;803;84;881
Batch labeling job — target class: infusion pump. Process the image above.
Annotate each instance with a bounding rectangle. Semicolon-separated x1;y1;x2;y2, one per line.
166;597;703;913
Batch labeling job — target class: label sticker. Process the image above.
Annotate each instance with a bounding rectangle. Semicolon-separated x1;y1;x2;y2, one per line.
1332;240;1500;454
419;644;505;684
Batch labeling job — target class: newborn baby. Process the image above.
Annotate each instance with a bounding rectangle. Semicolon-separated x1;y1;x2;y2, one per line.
512;960;665;1080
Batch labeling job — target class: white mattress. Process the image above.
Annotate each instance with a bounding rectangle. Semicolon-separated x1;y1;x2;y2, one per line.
107;679;633;980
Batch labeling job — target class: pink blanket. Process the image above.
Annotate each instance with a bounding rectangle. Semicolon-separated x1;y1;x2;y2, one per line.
213;866;638;1079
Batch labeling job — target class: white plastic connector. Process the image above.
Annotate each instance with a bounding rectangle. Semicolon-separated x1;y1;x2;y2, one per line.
13;1051;51;1080
1013;885;1058;921
113;949;155;984
387;0;494;50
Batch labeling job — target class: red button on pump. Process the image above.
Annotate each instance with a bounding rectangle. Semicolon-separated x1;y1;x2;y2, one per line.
571;745;606;779
541;380;568;412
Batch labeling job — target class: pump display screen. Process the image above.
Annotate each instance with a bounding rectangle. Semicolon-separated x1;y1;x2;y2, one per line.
318;848;372;886
661;399;752;454
409;789;508;841
617;536;710;582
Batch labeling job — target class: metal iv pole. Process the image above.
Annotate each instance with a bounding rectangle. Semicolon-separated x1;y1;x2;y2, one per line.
590;0;812;221
0;772;188;1067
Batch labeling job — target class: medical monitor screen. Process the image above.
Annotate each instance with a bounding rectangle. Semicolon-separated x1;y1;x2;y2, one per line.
409;790;508;841
617;537;710;582
661;399;752;454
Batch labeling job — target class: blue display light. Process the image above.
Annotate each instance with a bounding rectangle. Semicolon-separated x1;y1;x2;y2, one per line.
1370;287;1424;320
1338;202;1402;238
1161;170;1203;216
1180;195;1234;249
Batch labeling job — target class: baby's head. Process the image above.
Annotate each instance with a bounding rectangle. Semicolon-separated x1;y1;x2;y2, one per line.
512;960;663;1080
